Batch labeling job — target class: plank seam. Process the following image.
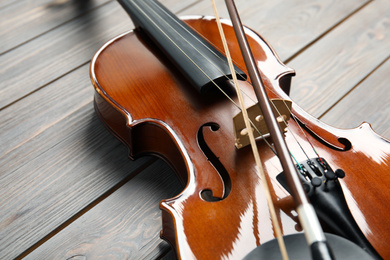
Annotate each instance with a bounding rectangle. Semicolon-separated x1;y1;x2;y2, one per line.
284;0;374;64
0;0;114;56
0;59;90;112
0;93;91;161
15;157;158;260
318;54;390;120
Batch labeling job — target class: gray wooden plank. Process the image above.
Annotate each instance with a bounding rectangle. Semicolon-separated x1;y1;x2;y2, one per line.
288;0;390;119
0;0;129;110
0;0;16;9
0;0;198;110
0;69;153;259
181;0;369;61
383;126;390;140
321;57;390;139
0;64;92;158
24;159;182;260
0;0;111;54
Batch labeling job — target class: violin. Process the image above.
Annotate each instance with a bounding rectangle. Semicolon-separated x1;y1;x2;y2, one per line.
90;0;390;259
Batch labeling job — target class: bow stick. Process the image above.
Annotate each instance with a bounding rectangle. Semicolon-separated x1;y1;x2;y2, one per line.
213;0;335;259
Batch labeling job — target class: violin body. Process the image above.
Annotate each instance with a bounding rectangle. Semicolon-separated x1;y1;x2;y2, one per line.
91;16;390;259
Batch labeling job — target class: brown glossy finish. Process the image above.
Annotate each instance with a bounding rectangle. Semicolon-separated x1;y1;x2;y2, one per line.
91;17;390;259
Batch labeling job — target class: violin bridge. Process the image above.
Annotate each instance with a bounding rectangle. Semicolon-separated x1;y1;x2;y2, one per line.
233;99;292;149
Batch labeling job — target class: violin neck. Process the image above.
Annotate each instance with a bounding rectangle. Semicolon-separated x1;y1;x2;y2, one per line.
116;0;246;93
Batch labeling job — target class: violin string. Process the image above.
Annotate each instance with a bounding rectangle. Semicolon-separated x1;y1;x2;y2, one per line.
136;0;278;154
210;1;288;259
134;1;310;255
138;0;322;165
281;100;324;163
145;0;321;163
129;1;233;100
148;0;260;101
127;2;327;258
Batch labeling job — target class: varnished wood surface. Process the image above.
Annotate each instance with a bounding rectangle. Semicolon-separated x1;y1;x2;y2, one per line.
0;0;389;259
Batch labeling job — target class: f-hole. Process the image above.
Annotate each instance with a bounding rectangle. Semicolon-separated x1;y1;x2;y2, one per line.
197;123;232;202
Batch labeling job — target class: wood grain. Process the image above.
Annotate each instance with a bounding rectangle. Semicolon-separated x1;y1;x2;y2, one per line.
0;65;158;258
0;0;111;54
24;160;182;260
0;64;92;157
180;0;370;61
289;0;390;119
0;0;198;110
0;103;153;259
321;57;390;139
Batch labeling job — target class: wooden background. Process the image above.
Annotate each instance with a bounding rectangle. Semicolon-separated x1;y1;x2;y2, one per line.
1;0;389;259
